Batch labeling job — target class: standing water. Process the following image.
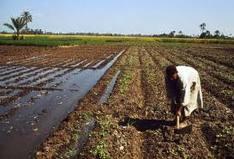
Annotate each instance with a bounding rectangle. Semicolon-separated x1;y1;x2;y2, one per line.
0;50;124;159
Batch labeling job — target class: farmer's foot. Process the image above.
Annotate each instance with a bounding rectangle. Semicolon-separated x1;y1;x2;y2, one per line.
176;121;188;129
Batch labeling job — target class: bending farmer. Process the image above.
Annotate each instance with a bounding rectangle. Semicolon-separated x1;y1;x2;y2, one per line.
165;65;203;129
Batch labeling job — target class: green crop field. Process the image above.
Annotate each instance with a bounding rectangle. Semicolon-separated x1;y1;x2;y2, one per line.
0;34;154;46
1;34;234;46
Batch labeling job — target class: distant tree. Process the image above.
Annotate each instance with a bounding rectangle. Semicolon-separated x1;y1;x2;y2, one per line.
199;30;211;39
205;30;211;37
199;23;212;38
169;31;176;37
21;11;32;32
214;30;221;38
3;17;27;40
220;33;226;39
176;30;184;38
178;31;183;35
199;23;206;33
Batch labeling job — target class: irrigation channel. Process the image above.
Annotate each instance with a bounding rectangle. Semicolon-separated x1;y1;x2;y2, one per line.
0;50;125;159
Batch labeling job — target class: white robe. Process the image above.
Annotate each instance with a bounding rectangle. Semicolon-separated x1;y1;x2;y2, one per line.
177;66;203;116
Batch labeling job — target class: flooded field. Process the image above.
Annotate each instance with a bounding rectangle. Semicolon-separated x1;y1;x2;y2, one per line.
0;45;126;158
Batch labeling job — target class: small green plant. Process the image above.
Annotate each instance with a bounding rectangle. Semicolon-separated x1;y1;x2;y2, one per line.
91;141;111;159
64;148;77;158
119;72;132;95
176;145;189;159
98;115;112;137
90;115;113;159
82;111;93;121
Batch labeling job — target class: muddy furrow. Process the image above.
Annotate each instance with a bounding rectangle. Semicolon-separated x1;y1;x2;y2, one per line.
30;69;70;86
0;68;61;105
155;46;234;87
0;67;26;77
33;58;70;67
60;59;83;68
0;59;74;95
13;53;57;66
24;57;69;68
0;67;38;83
3;68;49;85
26;58;93;87
14;59;80;87
83;60;94;68
191;56;234;84
185;48;234;68
0;66;20;75
70;59;88;68
14;57;50;66
0;66;12;71
0;65;8;69
182;48;234;72
167;47;234;86
0;89;31;105
9;54;50;65
17;68;59;85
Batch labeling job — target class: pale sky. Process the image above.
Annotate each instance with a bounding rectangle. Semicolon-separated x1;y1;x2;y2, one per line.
0;0;234;35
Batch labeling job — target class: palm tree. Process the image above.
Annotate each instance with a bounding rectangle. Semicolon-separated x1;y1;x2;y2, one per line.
199;23;206;33
21;11;32;31
3;17;27;40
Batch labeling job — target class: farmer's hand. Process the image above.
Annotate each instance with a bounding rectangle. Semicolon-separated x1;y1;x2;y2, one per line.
167;99;171;106
176;110;181;116
176;106;183;116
